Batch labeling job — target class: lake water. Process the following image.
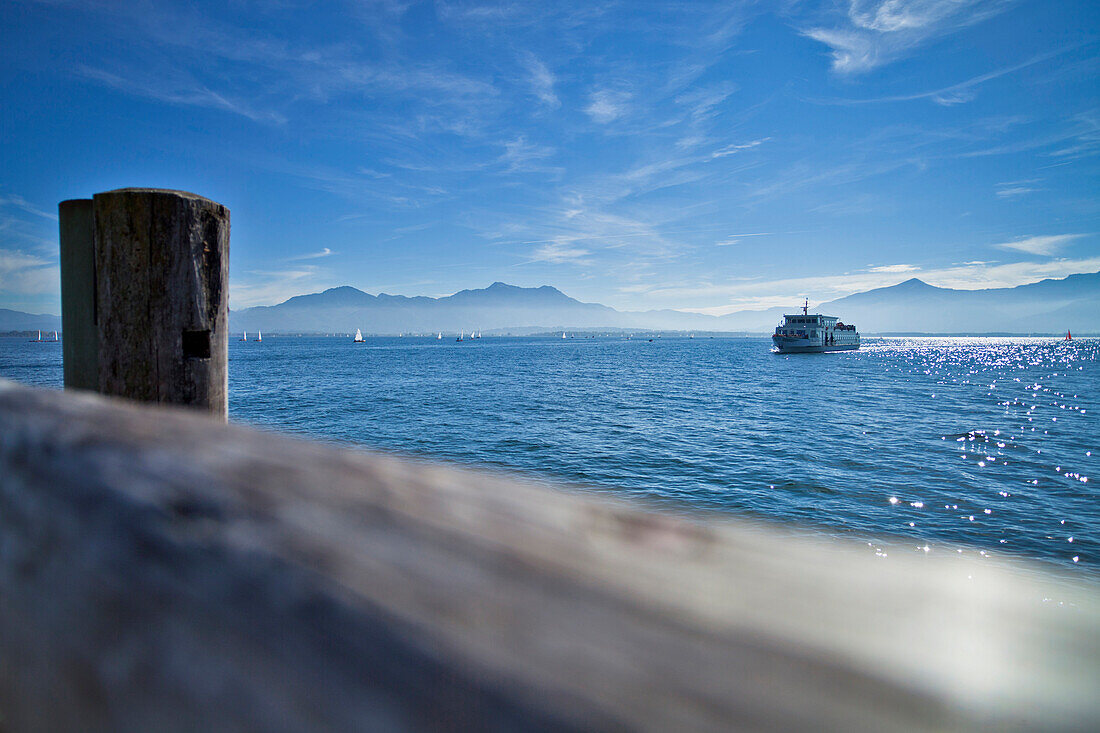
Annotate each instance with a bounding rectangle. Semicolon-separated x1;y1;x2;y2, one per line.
3;335;1096;578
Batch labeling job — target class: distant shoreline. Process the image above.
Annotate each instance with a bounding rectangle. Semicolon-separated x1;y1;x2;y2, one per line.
5;331;1096;339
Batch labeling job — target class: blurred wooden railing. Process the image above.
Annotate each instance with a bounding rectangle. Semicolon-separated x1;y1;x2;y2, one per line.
0;378;1097;731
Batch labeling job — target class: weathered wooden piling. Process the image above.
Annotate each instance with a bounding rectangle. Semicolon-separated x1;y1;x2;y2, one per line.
58;198;97;390
92;188;229;417
1;378;1098;732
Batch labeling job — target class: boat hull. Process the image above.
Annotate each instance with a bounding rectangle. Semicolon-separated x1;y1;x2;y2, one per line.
773;344;859;353
772;335;859;353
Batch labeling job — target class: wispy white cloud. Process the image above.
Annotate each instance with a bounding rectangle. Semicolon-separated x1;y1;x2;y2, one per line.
0;194;61;261
710;138;770;159
992;234;1085;255
1047;112;1100;160
803;1;1014;74
64;2;501;136
676;135;708;150
993;178;1042;199
586;89;632;124
230;265;342;308
528;241;592;264
284;248;335;261
498;136;557;173
0;249;59;300
0;194;58;221
77;66;288;124
995;186;1037;198
812;49;1068;105
867;263;919;273
675;82;738;122
519;52;560;108
716;232;779;247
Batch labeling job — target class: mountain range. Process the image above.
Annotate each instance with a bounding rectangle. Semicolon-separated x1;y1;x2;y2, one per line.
227;272;1100;335
0;309;62;333
3;272;1096;335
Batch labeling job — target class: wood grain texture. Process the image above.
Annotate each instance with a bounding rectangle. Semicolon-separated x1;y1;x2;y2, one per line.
58;198;97;391
0;379;1096;731
93;188;229;417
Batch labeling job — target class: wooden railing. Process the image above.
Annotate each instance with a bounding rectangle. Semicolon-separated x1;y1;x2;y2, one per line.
1;378;1097;731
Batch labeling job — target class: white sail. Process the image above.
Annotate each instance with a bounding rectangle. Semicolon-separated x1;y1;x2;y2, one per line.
437;332;442;339
54;330;59;341
257;331;262;341
354;328;364;342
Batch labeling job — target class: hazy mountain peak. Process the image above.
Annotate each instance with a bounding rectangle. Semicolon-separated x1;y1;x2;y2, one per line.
878;277;940;292
279;286;373;308
448;282;573;303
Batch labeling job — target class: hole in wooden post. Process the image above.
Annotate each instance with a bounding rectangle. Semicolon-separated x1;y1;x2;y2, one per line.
182;330;211;359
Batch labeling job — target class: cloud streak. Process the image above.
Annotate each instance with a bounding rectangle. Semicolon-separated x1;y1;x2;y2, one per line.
803;1;1015;74
519;52;559;108
992;234;1085;256
77;66;287;124
0;250;59;303
867;263;919;273
285;248;335;261
526;241;592;265
231;265;342;309
0;194;58;222
811;48;1071;105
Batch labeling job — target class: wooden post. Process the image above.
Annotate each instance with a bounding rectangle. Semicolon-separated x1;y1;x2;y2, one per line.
58;198;98;391
93;188;229;418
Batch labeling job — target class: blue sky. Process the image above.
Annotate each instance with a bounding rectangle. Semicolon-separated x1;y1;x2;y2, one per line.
1;0;1097;315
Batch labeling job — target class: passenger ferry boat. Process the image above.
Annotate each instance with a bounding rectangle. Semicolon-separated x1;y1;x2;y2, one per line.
772;299;860;353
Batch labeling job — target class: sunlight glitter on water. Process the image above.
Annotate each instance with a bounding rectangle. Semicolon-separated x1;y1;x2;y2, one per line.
3;334;1096;578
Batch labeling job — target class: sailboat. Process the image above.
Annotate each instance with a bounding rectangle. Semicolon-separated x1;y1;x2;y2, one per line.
29;330;43;342
437;332;442;340
53;330;59;342
353;328;364;343
457;330;464;342
562;332;566;339
255;331;262;342
1065;330;1072;341
240;331;247;341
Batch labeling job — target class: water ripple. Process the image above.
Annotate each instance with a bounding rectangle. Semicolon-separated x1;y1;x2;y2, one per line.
3;334;1095;577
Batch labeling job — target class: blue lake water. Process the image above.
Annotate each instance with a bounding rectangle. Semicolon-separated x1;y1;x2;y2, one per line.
3;335;1096;578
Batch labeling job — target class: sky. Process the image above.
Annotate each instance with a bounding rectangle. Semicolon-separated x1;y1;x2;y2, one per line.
1;0;1097;315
